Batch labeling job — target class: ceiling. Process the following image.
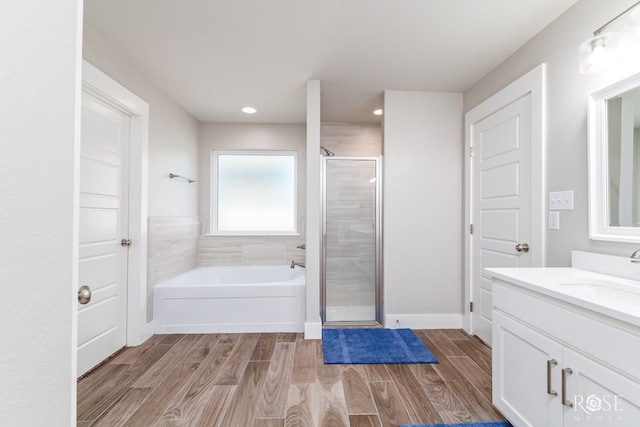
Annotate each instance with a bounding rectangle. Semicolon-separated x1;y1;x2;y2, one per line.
84;0;579;124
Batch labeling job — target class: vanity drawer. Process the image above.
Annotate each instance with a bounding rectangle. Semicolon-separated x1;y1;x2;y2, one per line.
493;280;640;381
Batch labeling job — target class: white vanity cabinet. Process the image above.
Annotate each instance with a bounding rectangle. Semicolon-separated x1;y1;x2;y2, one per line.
491;276;640;427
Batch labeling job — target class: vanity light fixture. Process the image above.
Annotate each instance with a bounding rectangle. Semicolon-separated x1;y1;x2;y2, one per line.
242;106;257;114
579;1;640;74
373;109;383;116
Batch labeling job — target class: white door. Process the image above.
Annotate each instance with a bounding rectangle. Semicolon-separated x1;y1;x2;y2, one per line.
77;90;130;376
470;94;532;344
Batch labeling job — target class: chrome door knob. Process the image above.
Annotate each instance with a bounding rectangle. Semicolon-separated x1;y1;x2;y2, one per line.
78;285;92;305
121;238;132;247
515;243;530;253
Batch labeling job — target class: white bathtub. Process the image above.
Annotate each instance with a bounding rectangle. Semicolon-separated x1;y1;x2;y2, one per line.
154;265;305;334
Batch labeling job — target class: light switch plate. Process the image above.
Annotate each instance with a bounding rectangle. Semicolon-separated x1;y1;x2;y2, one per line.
549;211;560;230
549;191;574;210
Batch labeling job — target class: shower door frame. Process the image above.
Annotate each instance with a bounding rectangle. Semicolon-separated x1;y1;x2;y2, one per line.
321;156;383;326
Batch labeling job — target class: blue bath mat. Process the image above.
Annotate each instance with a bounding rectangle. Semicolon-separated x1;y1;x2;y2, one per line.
400;422;512;427
399;421;513;427
322;328;438;364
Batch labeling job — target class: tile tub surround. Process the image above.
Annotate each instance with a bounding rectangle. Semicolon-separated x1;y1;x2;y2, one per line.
147;217;200;319
199;235;305;266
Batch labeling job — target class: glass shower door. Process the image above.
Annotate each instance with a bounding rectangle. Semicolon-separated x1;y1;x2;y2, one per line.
323;157;380;324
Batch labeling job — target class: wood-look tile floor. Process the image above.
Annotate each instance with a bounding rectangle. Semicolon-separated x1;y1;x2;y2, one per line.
77;329;506;426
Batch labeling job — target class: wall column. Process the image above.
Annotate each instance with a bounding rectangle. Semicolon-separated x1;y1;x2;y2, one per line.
305;80;322;338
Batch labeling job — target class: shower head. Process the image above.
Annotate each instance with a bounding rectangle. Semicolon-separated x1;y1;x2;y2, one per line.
320;146;335;157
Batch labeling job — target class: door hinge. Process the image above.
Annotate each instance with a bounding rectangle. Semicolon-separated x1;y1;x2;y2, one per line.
469;147;474;157
470;224;474;234
470;302;474;312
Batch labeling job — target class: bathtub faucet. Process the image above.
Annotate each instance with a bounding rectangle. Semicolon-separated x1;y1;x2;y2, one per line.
290;260;305;269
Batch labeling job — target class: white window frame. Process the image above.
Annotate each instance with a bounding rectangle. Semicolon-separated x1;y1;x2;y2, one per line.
210;150;298;236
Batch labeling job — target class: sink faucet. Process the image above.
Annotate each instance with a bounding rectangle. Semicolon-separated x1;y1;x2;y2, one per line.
631;249;640;264
290;260;305;269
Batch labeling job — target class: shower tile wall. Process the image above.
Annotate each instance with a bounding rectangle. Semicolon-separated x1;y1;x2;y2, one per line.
321;122;382;157
147;216;199;319
199;236;305;266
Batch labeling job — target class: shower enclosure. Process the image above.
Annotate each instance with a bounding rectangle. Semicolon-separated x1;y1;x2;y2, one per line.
322;156;382;325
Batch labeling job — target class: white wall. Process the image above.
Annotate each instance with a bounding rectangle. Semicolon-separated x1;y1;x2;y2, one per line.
198;122;307;229
383;91;464;328
464;0;640;266
83;27;199;218
0;0;82;425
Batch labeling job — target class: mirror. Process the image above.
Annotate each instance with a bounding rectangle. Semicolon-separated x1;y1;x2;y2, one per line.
606;88;640;227
588;70;640;243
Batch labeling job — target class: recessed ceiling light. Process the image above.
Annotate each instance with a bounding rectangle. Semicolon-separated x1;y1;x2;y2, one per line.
242;106;257;114
373;109;383;116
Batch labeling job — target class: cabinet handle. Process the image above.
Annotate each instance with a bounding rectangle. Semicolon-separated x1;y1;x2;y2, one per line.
547;359;558;396
562;367;573;407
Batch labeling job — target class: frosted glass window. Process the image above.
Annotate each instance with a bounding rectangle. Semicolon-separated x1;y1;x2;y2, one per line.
212;151;297;235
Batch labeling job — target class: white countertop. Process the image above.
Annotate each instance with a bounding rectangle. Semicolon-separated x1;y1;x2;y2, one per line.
486;267;640;328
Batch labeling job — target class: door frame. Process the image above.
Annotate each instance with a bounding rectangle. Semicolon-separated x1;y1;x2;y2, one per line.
81;60;151;346
463;63;547;335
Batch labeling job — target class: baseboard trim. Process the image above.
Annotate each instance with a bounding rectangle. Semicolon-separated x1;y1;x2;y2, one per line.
304;321;322;339
384;314;464;329
155;322;303;334
304;315;462;338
